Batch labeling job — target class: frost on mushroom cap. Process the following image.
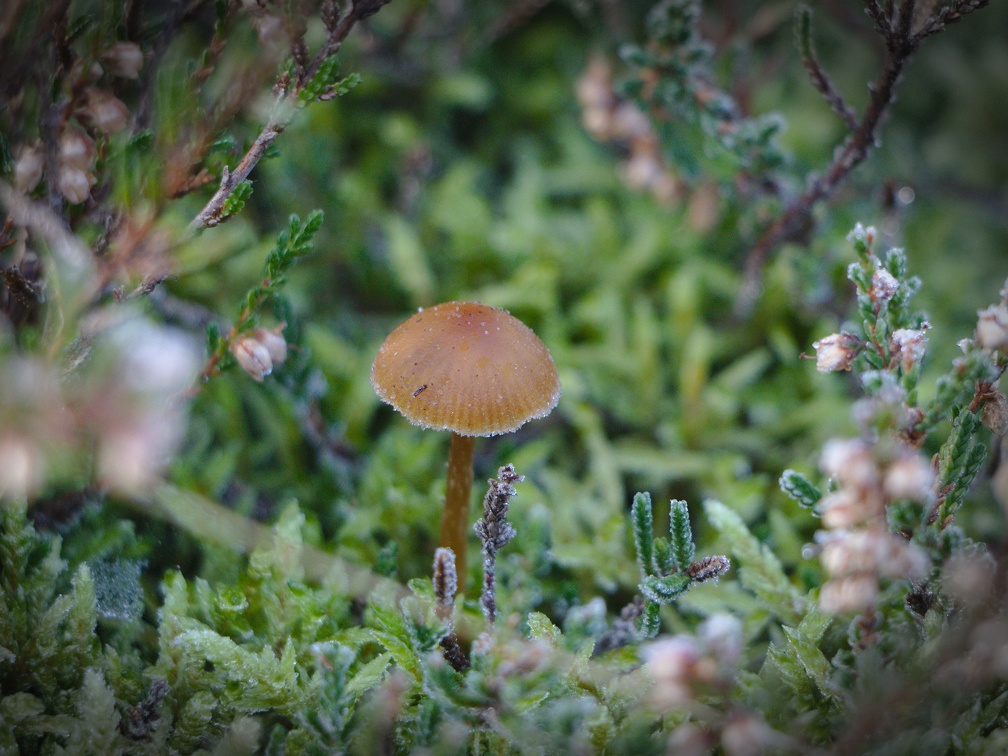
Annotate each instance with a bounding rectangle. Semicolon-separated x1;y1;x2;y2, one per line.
371;302;561;436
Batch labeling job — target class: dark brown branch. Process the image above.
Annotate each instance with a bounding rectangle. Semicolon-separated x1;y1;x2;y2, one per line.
739;0;989;308
798;7;859;130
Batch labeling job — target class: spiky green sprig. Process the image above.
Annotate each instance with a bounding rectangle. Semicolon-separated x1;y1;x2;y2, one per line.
628;492;729;637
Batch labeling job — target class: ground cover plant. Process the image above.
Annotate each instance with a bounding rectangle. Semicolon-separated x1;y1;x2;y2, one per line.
2;0;1008;752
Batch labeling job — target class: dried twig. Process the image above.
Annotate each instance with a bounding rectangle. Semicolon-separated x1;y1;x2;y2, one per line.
433;547;469;671
473;465;522;625
796;6;858;130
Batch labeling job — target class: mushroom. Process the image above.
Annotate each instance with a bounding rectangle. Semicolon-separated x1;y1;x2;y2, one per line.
371;301;561;579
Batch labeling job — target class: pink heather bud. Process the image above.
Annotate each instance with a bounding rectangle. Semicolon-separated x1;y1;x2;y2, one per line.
82;90;131;133
811;332;859;372
883;453;935;502
60;128;96;170
58;166;92;204
870;266;899;303
254;324;288;367
891;326;928;372
102;42;144;79
14;144;44;193
976;304;1008;352
231;335;273;382
818;573;879;614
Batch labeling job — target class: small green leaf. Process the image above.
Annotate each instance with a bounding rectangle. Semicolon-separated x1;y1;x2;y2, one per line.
345;652;391;697
639;601;661;639
631;492;655;580
779;469;822;509
220;180;253;220
526;611;562;643
669;500;695;573
639;572;691;603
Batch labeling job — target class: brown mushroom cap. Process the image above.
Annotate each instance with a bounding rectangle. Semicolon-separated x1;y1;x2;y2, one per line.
371;302;561;436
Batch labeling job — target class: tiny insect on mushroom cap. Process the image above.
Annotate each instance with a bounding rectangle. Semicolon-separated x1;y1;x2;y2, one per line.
370;301;561;436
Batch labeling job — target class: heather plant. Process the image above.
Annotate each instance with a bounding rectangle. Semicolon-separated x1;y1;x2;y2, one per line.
2;1;1008;753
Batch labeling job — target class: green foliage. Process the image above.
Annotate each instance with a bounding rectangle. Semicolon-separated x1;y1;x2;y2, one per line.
2;0;1008;752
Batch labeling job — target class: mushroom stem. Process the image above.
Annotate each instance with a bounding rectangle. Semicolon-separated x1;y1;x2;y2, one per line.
442;432;476;583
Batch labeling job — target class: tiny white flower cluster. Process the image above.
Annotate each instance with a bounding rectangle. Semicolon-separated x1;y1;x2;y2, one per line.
0;318;199;499
576;57;680;204
815;438;933;614
976;301;1008;353
13;42;141;204
644;614;742;711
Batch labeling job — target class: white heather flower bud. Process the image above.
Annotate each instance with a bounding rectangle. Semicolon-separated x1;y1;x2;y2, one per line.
982;391;1008;437
14;144;44;193
621;151;662;190
82;89;131;133
581;108;612;139
821;438;878;490
612;102;651;140
575;57;614;111
870;266;899;303
819;529;929;581
943;549;997;606
60;129;96;170
102;42;144;79
58;166;92;204
231;335;273;382
812;332;859;372
883;453;935;502
891;326;928;372
976;304;1008;352
255;324;288;367
818;573;879;614
644;635;701;709
697;614;743;669
819;488;882;529
0;435;43;498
